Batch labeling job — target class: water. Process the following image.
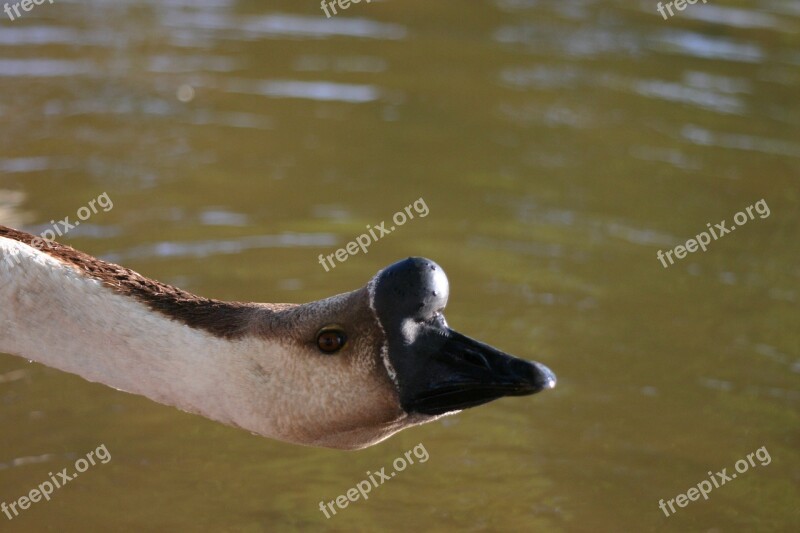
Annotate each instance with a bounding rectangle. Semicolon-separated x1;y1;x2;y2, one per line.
1;0;798;531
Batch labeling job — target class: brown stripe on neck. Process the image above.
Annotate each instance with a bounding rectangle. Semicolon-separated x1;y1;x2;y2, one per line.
1;225;268;339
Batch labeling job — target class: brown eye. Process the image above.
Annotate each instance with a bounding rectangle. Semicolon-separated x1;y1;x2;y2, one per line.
317;329;347;354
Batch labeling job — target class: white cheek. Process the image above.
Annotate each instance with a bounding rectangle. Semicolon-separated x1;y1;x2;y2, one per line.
380;342;398;386
366;278;398;387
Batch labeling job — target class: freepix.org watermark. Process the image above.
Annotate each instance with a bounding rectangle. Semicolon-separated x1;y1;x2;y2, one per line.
3;0;55;22
657;198;770;269
2;191;113;270
317;197;429;272
659;445;771;517
656;0;709;20
318;443;429;519
320;0;370;19
2;444;111;521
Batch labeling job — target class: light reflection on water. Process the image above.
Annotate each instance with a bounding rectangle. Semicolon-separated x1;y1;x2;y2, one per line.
0;0;798;531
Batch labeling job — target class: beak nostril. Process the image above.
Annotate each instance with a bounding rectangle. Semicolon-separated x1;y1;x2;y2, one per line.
461;349;491;369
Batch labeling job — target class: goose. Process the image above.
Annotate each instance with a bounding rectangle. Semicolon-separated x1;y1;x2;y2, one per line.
0;225;556;449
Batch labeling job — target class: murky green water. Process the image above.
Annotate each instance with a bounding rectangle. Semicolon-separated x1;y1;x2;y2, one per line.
1;0;799;531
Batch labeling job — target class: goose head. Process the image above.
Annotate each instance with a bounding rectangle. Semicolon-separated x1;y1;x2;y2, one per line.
0;226;555;451
253;257;556;449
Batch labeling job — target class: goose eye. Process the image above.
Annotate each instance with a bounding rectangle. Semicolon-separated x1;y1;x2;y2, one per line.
317;329;347;354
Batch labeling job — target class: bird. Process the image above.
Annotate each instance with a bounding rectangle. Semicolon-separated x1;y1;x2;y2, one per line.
0;225;555;449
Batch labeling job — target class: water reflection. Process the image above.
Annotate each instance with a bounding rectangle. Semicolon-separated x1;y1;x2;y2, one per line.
652;31;764;62
221;78;381;103
102;232;337;263
0;59;94;77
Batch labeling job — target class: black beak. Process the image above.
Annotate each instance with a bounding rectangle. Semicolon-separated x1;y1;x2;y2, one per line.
402;328;556;416
371;257;557;417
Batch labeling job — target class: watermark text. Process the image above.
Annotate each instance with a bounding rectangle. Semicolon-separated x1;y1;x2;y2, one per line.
318;443;429;519
659;445;771;517
2;191;113;270
320;0;371;19
2;444;111;521
4;0;56;22
657;198;769;268
657;0;709;20
318;197;429;272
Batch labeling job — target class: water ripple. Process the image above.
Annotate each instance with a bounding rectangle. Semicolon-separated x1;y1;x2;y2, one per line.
102;233;338;263
682;124;800;158
0;59;94;77
242;14;406;40
0;26;84;45
159;10;406;41
652;31;764;63
0;157;53;173
223;79;381;103
683;4;786;30
633;79;745;115
0;454;55;471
